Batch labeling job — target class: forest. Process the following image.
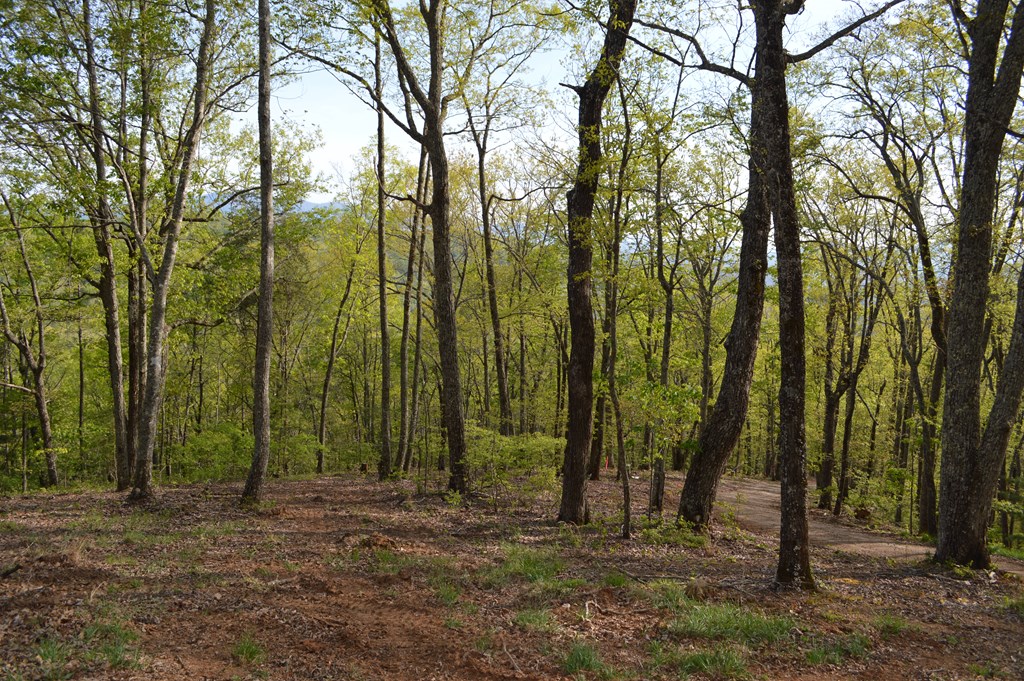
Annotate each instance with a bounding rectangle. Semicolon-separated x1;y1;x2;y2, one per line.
2;0;1024;676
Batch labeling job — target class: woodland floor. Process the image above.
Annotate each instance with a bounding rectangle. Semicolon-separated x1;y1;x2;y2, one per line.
1;471;1023;681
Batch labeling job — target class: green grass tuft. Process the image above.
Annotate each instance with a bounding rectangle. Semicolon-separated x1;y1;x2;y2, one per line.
232;633;267;666
513;608;556;632
562;642;605;675
33;638;72;681
635;579;692;612
806;633;870;665
674;647;748;678
872;613;908;639
668;602;793;645
480;543;564;587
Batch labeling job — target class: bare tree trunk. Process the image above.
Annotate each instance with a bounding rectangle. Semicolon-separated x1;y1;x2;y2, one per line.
242;0;274;504
318;270;354;473
677;83;771;528
405;229;428;472
374;38;394;481
399;150;427;468
0;214;57;487
82;0;131;489
558;0;636;525
937;0;1024;568
755;0;814;589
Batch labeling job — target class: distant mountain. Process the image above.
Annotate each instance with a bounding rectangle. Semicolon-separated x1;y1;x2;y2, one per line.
298;200;348;213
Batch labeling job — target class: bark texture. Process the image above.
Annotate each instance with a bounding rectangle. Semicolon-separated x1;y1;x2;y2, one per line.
242;0;275;503
937;0;1024;568
558;0;637;525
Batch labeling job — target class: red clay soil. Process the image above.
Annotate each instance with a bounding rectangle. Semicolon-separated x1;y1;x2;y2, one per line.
1;472;1022;680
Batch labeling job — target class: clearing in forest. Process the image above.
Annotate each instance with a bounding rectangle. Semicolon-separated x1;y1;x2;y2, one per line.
1;473;1022;680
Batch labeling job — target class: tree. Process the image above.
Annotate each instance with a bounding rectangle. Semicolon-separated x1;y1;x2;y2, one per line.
242;0;276;504
0;195;58;487
558;0;638;525
937;0;1024;568
129;0;219;500
373;38;394;481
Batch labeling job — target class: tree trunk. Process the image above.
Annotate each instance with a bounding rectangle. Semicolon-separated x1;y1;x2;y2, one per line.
677;67;771;529
937;0;1024;568
82;0;131;490
399;150;427;468
557;0;636;525
753;0;814;589
318;272;354;473
374;38;393;481
242;0;274;504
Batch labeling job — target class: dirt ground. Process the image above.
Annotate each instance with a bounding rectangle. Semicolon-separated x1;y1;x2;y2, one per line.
1;472;1022;680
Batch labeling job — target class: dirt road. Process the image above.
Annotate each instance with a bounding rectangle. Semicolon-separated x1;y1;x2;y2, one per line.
713;476;1024;576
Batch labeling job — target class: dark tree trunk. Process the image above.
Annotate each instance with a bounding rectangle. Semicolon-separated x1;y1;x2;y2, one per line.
374;39;393;481
751;0;815;589
318;271;354;473
557;0;636;525
399;150;427;468
937;0;1024;568
677;58;771;530
405;229;428;472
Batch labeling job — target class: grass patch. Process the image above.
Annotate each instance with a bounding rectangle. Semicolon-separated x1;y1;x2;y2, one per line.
668;602;793;645
872;613;908;639
103;554;138;567
637;520;706;548
480;543;564;587
991;544;1024;561
665;646;748;679
33;638;71;681
232;632;267;666
424;556;465;605
513;608;556;632
602;570;629;588
562;642;608;676
806;633;870;665
1003;596;1024;617
634;579;692;612
83;620;140;669
434;581;461;606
